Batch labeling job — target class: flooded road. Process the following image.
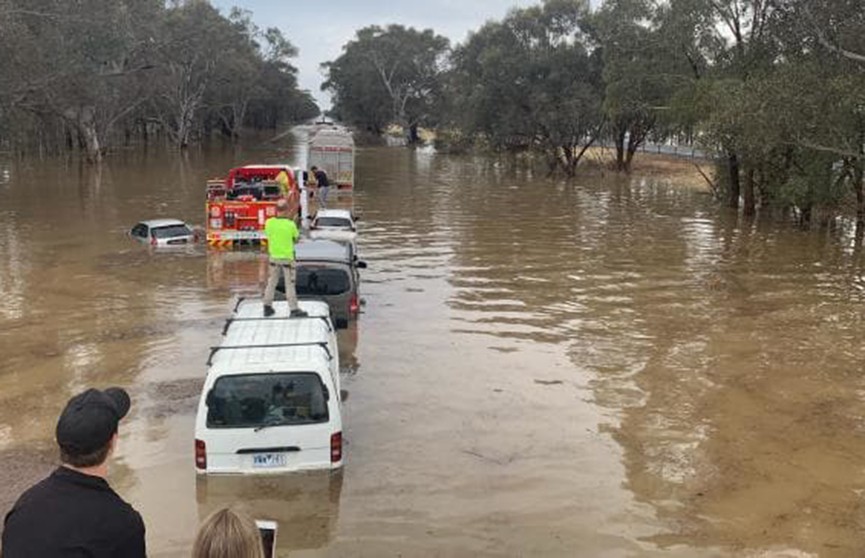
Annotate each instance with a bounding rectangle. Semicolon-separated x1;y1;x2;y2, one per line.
1;139;864;557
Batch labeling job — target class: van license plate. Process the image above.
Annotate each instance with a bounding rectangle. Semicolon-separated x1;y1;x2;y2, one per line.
252;453;287;468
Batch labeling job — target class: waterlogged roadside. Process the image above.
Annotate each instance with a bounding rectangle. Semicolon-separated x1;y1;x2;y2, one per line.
0;145;863;556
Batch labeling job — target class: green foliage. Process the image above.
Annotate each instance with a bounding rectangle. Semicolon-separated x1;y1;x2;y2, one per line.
322;25;449;141
447;0;603;175
0;0;317;158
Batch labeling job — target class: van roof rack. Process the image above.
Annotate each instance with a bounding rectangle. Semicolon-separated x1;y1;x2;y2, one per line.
207;341;332;366
232;296;331;313
220;315;332;336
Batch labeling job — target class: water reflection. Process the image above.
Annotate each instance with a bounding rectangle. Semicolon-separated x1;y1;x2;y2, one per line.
0;215;27;320
195;472;344;553
206;250;269;296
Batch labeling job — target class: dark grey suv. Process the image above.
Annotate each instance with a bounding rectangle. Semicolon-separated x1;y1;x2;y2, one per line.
277;240;366;328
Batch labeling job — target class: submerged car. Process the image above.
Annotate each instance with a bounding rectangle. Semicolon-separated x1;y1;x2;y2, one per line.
278;239;366;329
130;219;196;246
309;209;357;244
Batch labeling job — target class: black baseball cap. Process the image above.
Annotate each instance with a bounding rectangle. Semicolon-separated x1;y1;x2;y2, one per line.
55;388;131;455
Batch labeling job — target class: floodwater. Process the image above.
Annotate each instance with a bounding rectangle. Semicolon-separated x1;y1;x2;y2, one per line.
1;136;864;557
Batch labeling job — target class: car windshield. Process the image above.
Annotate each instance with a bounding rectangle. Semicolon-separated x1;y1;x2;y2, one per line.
152;224;192;238
315;217;351;228
296;267;350;296
206;373;328;428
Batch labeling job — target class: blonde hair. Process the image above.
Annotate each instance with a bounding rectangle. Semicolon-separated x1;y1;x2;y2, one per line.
192;508;264;558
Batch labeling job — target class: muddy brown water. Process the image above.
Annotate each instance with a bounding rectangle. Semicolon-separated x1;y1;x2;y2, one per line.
1;138;865;557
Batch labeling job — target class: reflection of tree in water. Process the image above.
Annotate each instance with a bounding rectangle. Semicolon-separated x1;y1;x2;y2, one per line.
597;212;865;555
444;164;865;554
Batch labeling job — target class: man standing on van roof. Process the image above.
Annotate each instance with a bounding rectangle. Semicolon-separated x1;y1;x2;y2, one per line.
2;387;146;558
263;198;308;318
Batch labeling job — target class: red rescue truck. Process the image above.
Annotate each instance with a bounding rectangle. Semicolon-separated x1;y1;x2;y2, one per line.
205;165;301;248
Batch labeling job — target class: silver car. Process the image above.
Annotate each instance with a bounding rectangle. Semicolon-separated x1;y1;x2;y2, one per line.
278;240;366;329
130;219;196;246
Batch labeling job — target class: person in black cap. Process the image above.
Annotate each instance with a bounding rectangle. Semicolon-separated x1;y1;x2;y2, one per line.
1;387;146;557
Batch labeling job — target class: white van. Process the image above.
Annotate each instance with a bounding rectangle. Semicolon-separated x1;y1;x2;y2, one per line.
194;299;343;474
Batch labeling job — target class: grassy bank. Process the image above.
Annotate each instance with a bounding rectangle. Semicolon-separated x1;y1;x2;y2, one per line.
582;146;714;192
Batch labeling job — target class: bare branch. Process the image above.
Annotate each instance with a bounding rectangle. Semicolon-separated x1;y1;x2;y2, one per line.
802;5;865;64
788;139;863;159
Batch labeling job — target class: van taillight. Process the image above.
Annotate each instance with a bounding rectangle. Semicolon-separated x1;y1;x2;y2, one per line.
150;235;157;246
330;432;342;463
195;439;206;469
349;294;359;315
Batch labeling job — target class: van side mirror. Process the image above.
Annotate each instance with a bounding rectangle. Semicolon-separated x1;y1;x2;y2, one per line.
340;389;349;402
205;389;214;407
356;260;367;269
322;384;330;402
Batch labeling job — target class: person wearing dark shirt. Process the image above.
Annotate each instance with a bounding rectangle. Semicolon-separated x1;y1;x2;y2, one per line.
310;166;330;209
2;387;146;558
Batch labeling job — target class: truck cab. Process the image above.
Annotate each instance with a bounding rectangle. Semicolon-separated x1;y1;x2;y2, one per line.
205;165;301;248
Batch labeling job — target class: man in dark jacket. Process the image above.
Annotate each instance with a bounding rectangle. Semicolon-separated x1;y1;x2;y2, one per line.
311;165;330;209
2;387;146;557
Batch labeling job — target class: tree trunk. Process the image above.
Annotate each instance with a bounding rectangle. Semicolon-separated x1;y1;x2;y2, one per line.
65;106;101;164
409;123;420;144
728;153;740;209
743;166;756;216
624;134;640;173
175;103;194;149
854;159;865;228
799;205;812;228
614;128;626;172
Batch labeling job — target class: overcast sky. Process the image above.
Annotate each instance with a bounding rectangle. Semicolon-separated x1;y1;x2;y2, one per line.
210;0;544;110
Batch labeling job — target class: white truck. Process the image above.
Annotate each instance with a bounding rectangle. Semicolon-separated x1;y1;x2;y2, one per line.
308;128;355;193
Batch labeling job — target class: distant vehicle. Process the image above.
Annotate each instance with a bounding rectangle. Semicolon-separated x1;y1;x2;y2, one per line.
130;219;196;246
278;240;366;329
205;165;301;249
309;209;357;244
195;299;343;475
307;129;355;192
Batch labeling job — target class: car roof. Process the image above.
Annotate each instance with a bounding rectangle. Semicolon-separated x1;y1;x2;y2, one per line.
314;209;353;220
210;312;334;374
138;218;188;228
223;315;331;346
295;239;352;262
309;130;354;148
234;299;331;320
208;345;332;378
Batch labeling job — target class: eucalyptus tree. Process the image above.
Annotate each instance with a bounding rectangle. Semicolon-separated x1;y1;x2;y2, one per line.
590;0;684;172
0;0;162;161
150;1;233;148
786;0;865;228
449;0;603;175
322;24;450;142
0;0;315;159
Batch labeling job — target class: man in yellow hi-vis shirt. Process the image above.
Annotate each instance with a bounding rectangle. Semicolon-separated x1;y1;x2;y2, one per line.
262;199;308;318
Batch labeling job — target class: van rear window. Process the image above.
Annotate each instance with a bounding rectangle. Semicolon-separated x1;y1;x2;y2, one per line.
206;373;328;428
296;268;350;296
